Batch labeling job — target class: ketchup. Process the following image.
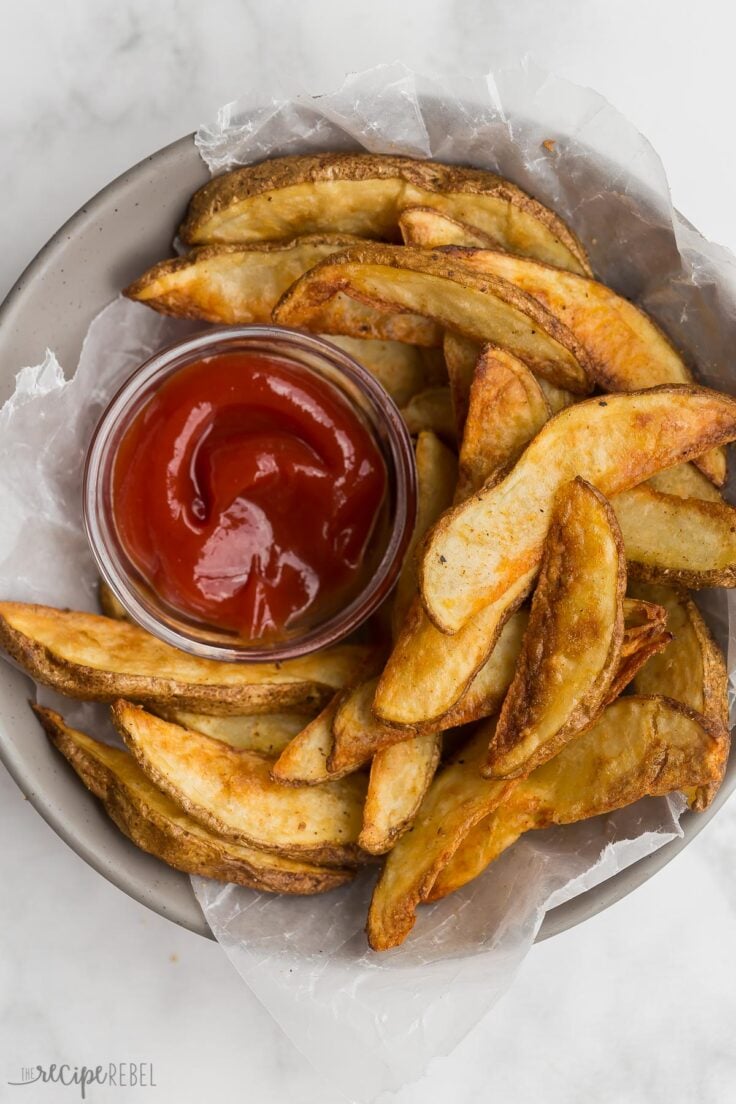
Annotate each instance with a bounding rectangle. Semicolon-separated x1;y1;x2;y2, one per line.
112;352;387;640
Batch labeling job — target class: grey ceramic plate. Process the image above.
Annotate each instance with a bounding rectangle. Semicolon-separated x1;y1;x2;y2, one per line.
0;134;732;941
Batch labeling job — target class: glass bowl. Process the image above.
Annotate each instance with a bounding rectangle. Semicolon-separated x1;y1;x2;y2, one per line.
83;325;417;662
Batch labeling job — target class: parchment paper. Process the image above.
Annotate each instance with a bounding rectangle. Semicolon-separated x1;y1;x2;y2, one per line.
1;61;735;1100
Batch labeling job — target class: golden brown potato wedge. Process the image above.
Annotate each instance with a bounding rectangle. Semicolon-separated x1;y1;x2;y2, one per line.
318;335;434;405
392;431;458;638
485;478;626;780
399;388;456;443
421;387;736;633
180;153;590;274
613;485;736;588
0;603;374;715
153;708;312;756
37;707;353;893
646;463;723;503
457;346;550;499
359;733;442;855
443;334;574;433
274;244;593;393
630;582;730;810
125;235;438;345
429;696;727;904
399;205;501;249
269;695;352;786
442;247;727;485
124;236;358;322
366;726;513;950
112;701;368;866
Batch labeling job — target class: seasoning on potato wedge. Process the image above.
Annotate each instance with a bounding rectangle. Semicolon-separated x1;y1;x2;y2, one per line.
180;153;591;274
0;603;375;715
421;386;736;633
37;706;353;894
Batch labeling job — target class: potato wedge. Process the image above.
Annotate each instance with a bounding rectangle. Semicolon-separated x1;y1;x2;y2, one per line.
443;334;574;432
359;733;442;855
429;696;727;904
153;708;312;756
98;579;128;621
613;485;736;588
400;388;456;443
125;235;438;345
399;205;500;249
457;346;550;499
318;335;433;405
366;726;513;950
0;603;373;715
630;582;730;810
274;244;593;393
37;707;352;893
269;695;352;786
646;463;723;503
443;247;727;485
392;431;458;638
485;478;626;780
112;701;368;865
421;387;736;632
330;611;528;773
124;236;358;322
180;153;590;274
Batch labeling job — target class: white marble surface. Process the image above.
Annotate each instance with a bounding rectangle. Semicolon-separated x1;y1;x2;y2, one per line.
2;2;736;1101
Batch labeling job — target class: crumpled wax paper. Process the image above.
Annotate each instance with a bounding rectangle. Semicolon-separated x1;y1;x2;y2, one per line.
2;60;735;1100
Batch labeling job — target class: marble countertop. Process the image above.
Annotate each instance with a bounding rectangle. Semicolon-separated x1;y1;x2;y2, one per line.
2;2;736;1101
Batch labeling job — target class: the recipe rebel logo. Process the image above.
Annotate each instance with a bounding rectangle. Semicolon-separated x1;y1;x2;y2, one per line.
7;1062;157;1098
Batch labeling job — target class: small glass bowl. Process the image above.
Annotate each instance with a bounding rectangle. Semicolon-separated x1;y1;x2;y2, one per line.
83;325;417;662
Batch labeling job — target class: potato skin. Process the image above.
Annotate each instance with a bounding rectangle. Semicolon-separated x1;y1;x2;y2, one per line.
180;152;591;274
36;706;353;894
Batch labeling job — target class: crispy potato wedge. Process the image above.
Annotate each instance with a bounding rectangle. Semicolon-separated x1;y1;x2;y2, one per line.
613;485;736;588
430;696;727;903
457;346;550;499
630;582;730;810
359;733;442;855
37;707;352;893
331;611;529;774
319;335;433;405
125;235;438;345
421;387;736;632
180;153;590;274
269;696;354;786
153;708;312;756
443;334;574;432
274;244;593;393
392;431;458;639
366;726;514;949
124;236;358;322
646;463;723;503
0;603;373;715
485;478;626;780
112;701;368;865
443;247;727;485
400;388;456;443
399;205;501;249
